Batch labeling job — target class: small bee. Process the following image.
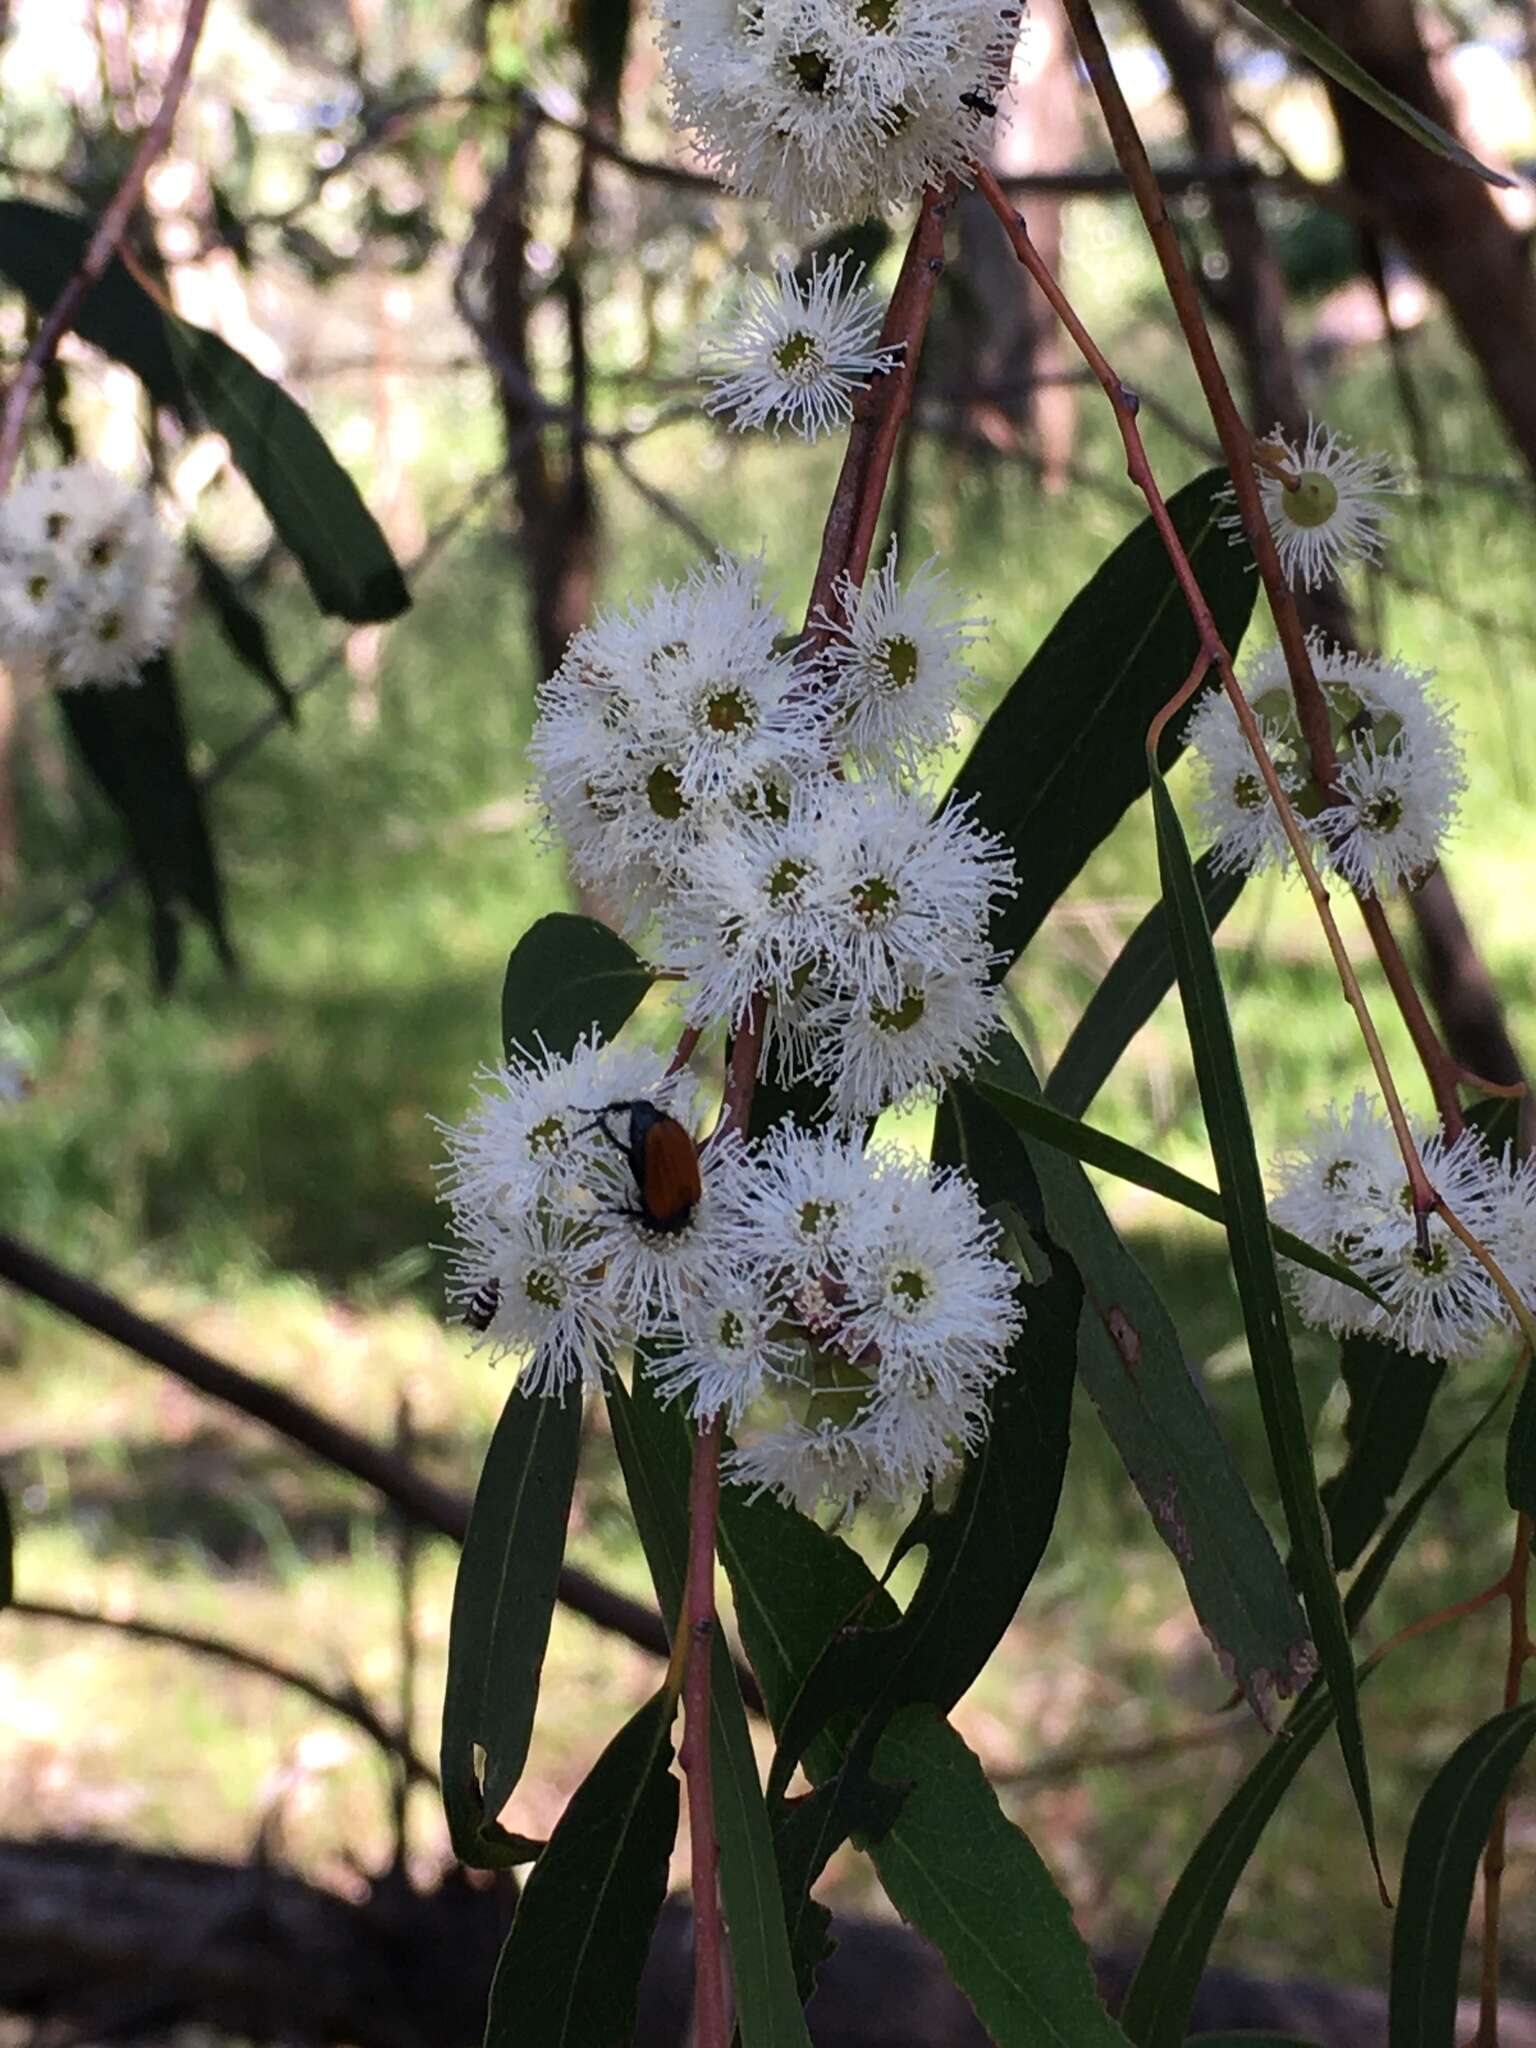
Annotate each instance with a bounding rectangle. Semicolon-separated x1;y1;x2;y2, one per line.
578;1099;703;1236
463;1278;501;1332
959;89;997;116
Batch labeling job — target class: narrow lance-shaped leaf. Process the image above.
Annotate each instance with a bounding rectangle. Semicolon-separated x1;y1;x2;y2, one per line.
767;1224;1081;1803
58;656;233;991
947;467;1258;966
500;912;655;1062
1148;763;1378;1874
607;1371;815;2048
188;539;296;725
484;1687;681;2048
963;1046;1314;1725
1505;1366;1536;1518
1389;1704;1536;2048
0;200;410;624
440;1383;581;1868
717;1485;1129;2047
978;1070;1378;1305
1320;1333;1443;1575
1121;1380;1505;2048
1045;853;1245;1119
1232;1;1511;187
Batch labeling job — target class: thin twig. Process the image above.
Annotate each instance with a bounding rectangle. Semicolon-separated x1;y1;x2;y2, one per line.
0;1227;779;1706
10;1596;437;1789
1058;0;1468;1143
0;0;213;495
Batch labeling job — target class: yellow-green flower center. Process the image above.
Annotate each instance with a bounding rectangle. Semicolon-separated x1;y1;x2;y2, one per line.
878;634;920;691
890;1266;930;1311
773;330;822;379
871;989;926;1034
704;686;755;734
646;764;687;820
789;47;830;92
768;857;810;905
528;1113;566;1155
852;873;900;922
1280;470;1340;531
525;1267;564;1310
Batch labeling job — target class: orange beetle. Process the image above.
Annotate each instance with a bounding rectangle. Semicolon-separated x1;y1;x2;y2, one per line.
580;1099;702;1235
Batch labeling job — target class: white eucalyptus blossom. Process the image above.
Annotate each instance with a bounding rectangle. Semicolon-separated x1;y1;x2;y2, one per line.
1224;419;1401;591
702;255;898;440
1269;1094;1521;1362
809;951;1001;1121
656;0;1022;230
815;542;980;770
0;463;179;688
528;555;822;931
1184;635;1463;896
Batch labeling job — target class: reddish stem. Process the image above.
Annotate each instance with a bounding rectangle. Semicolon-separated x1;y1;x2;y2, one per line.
802;183;954;644
1057;0;1465;1139
0;0;214;496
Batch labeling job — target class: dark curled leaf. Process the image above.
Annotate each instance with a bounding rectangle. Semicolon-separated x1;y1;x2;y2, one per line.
947;467;1257;967
189;540;295;724
1232;1;1511;187
0;200;410;624
607;1372;814;2048
1123;1388;1502;2048
1321;1333;1443;1575
1389;1703;1536;2047
1505;1366;1536;1518
58;656;233;990
500;913;654;1063
968;1045;1313;1724
767;1229;1080;1802
483;1687;680;2048
773;1766;907;1998
1148;768;1378;1878
1045;854;1245;1119
440;1384;581;1868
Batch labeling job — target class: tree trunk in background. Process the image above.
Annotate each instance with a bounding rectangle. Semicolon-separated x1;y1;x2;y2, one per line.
1134;0;1303;432
955;0;1082;487
1292;0;1536;485
1143;0;1527;1116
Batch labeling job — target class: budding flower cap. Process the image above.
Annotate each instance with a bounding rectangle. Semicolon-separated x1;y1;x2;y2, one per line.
702;254;899;441
0;463;179;689
657;0;1023;230
1223;419;1401;593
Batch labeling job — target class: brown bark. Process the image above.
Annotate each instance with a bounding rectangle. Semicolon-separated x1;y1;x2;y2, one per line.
1292;0;1536;484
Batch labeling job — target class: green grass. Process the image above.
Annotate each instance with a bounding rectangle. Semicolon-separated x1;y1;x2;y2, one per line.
3;302;1536;1998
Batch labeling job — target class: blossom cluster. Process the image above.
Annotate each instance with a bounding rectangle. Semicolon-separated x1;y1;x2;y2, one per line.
1185;632;1464;897
1271;1094;1534;1364
656;0;1022;230
0;464;178;690
529;545;1011;1122
439;1034;1022;1511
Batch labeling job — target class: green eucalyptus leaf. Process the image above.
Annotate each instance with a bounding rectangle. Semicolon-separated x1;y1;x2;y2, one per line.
977;1070;1378;1306
1122;1385;1504;2048
1233;1;1511;187
440;1383;581;1869
962;1050;1314;1724
1504;1367;1536;1518
1045;855;1245;1118
188;540;295;725
500;913;654;1063
718;1487;1128;2046
484;1687;680;2048
766;1230;1080;1804
1321;1333;1443;1575
947;468;1257;966
58;656;233;991
1389;1704;1536;2047
607;1372;815;2048
1148;764;1378;1878
0;199;409;623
